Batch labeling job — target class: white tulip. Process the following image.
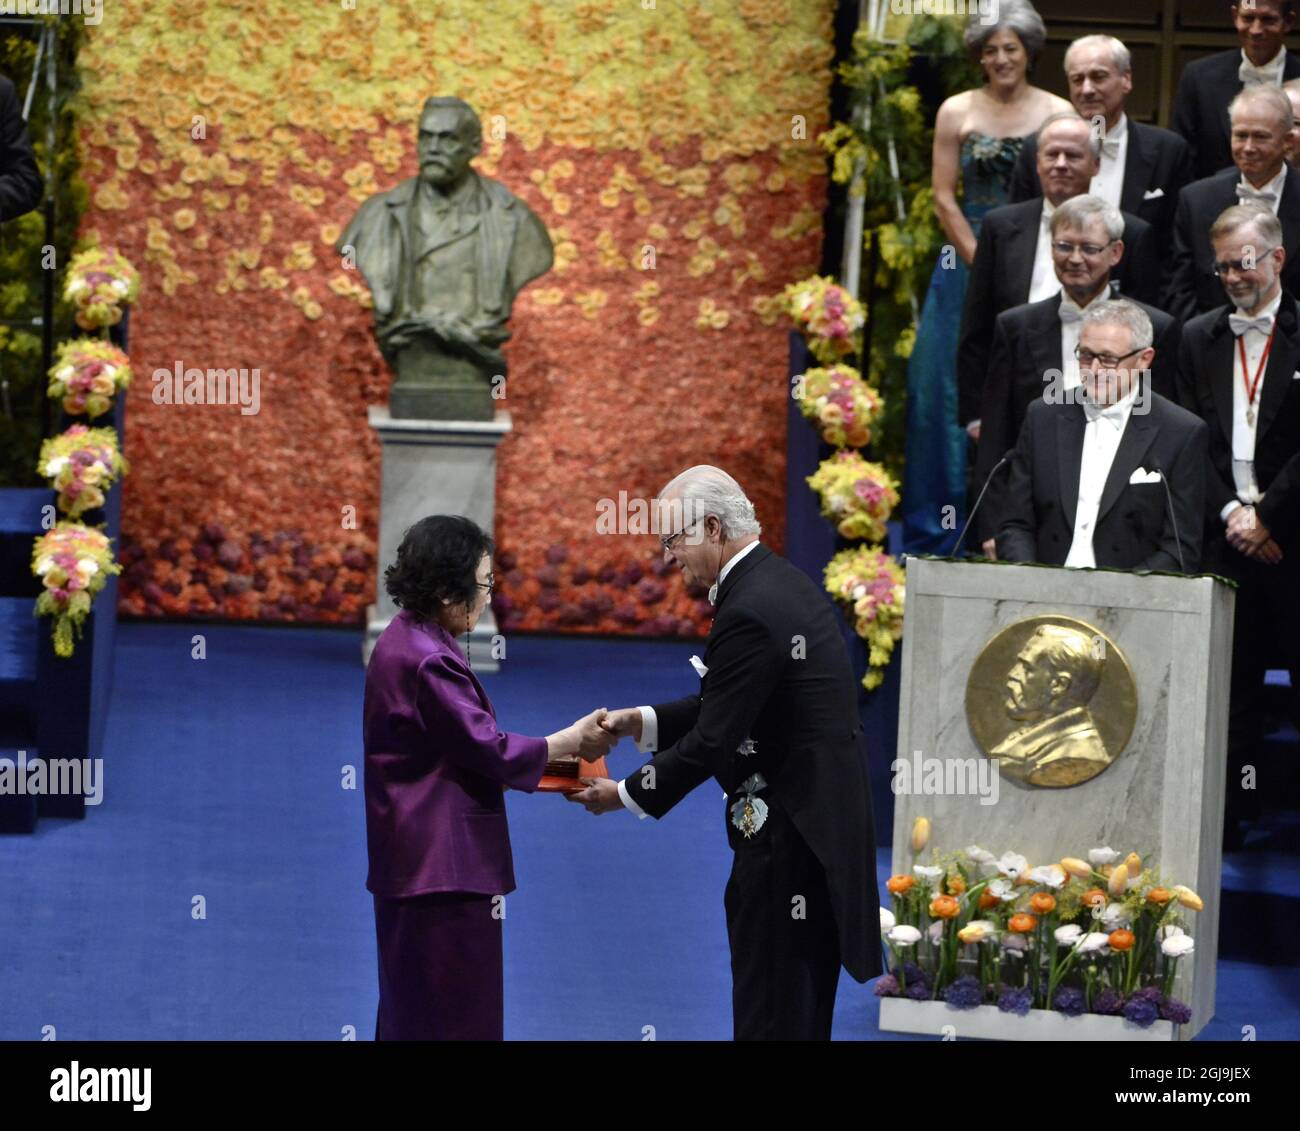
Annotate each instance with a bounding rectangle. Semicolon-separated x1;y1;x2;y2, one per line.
913;865;943;881
1161;934;1195;958
879;907;896;934
887;924;922;947
965;845;997;865
1100;902;1130;929
987;877;1017;902
1089;846;1120;866
1055;924;1083;945
1028;864;1067;889
927;921;945;944
1077;932;1110;954
1158;924;1185;940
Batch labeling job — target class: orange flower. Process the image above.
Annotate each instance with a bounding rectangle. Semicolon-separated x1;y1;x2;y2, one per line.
1081;887;1107;909
1108;929;1136;951
1029;892;1057;914
1146;887;1172;905
978;889;999;910
929;895;960;920
886;874;914;895
946;875;966;895
1008;913;1037;934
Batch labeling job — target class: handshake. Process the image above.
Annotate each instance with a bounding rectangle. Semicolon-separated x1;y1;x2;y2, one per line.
559;706;643;760
550;707;645;815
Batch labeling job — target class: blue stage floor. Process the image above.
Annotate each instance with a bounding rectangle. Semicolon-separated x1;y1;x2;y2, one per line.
0;623;1296;1040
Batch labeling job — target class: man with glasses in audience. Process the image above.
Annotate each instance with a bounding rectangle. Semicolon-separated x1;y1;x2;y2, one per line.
995;298;1206;573
1176;204;1300;847
974;196;1180;557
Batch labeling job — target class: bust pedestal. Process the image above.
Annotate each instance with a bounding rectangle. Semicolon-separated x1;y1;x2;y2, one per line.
365;405;510;671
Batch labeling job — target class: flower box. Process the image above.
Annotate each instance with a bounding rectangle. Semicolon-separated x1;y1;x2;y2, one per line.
879;999;1179;1041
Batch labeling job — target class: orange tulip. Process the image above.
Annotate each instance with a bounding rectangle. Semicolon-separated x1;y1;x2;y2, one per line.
1108;928;1136;951
946;875;967;895
1146;887;1172;905
1124;852;1142;876
1008;913;1037;934
1029;892;1057;914
886;874;914;895
979;888;1000;909
1081;887;1107;909
930;894;961;920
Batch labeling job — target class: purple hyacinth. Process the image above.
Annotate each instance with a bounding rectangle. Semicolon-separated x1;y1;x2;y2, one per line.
942;975;984;1010
1052;986;1087;1016
997;986;1033;1015
1130;986;1165;1005
905;980;931;1001
1123;997;1160;1027
1094;988;1126;1015
900;961;927;985
1160;998;1193;1025
872;974;899;998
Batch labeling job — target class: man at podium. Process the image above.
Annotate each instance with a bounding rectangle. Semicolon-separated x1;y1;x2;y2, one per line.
996;298;1207;573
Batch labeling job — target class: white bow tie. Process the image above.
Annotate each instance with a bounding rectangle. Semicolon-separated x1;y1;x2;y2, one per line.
1100;137;1121;160
1236;182;1278;205
1059;298;1085;324
1240;58;1284;86
1229;312;1275;336
1082;399;1128;429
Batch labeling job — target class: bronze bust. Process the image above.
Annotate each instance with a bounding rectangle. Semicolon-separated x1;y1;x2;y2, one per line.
339;97;554;420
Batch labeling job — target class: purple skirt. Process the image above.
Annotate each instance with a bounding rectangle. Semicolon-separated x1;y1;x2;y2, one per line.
373;891;503;1041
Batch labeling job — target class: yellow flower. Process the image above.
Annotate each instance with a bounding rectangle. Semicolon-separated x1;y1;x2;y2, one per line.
173;209;196;231
1060;857;1091;879
910;816;929;853
1108;863;1129;897
1172;885;1204;912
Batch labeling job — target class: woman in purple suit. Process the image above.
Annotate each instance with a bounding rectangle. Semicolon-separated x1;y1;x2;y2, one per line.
364;515;612;1040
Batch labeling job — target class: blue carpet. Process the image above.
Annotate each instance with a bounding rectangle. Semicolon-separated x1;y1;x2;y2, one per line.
0;623;1295;1040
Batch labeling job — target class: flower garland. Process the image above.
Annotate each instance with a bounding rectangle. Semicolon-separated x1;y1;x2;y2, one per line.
794;363;882;449
781;275;865;365
877;841;1202;1026
38;426;128;520
46;339;133;420
32;523;122;658
824;546;904;690
63;246;140;331
806;450;899;543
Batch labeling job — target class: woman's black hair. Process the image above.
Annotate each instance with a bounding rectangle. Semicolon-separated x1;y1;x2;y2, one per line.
384;515;494;622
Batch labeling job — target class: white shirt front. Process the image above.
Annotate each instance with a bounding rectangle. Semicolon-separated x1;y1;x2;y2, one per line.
1064;384;1140;568
1028;199;1059;304
1236;165;1287;217
617;540;762;817
1239;46;1286;87
1224;291;1282;520
1089;114;1128;210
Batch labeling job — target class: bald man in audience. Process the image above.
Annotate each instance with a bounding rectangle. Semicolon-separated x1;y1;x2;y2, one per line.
1165;86;1300;320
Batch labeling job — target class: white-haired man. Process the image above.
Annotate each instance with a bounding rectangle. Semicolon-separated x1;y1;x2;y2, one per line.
1009;35;1192;243
997;299;1207;571
569;465;880;1040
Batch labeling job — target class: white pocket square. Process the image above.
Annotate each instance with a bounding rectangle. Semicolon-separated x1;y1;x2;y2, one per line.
1292;370;1300;380
689;655;709;678
1143;188;1164;200
1129;468;1162;484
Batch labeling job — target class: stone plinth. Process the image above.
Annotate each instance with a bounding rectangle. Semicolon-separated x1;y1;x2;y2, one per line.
365;405;511;671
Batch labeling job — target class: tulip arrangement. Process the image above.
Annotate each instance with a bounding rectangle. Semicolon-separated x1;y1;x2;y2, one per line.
63;246;141;331
38;426;128;519
32;522;122;658
793;364;883;450
806;450;899;544
781;274;865;365
876;844;1201;1027
823;547;905;691
46;339;133;420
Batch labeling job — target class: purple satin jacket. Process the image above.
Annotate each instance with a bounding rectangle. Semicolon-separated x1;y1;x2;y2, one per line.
363;609;548;899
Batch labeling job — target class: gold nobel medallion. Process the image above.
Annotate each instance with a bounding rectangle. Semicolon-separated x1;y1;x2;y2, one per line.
965;615;1137;788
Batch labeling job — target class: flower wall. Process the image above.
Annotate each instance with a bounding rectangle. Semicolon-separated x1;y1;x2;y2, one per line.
76;0;835;634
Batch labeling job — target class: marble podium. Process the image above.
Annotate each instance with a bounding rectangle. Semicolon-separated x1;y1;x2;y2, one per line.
885;558;1234;1041
365;405;510;670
